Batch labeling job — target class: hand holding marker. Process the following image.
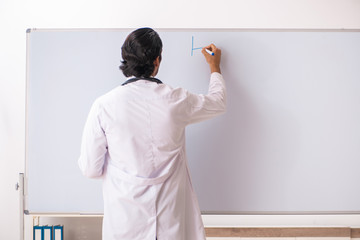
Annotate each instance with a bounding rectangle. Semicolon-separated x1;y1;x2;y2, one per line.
202;44;221;74
205;49;214;56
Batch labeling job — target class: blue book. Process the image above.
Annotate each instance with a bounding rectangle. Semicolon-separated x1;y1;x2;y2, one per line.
33;226;43;240
53;226;64;240
43;226;53;240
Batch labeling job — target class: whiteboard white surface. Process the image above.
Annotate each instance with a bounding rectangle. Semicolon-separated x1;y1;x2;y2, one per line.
26;29;360;214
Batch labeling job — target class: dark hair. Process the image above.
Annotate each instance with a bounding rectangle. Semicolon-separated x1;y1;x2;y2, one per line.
120;28;162;78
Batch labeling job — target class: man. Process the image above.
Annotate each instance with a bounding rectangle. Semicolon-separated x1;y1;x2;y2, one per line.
79;27;226;240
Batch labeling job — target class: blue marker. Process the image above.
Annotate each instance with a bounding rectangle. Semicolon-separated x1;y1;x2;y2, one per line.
205;49;214;56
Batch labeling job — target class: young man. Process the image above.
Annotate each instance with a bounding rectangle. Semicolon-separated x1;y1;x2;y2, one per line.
79;27;226;240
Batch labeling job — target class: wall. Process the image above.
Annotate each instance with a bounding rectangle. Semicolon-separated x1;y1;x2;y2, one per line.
0;0;359;239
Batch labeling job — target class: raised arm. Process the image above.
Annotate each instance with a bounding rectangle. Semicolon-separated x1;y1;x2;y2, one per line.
186;44;226;124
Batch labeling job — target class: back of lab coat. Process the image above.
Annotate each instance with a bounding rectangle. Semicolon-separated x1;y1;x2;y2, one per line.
79;72;226;240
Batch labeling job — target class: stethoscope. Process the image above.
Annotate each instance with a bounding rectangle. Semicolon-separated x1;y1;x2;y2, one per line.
122;77;163;86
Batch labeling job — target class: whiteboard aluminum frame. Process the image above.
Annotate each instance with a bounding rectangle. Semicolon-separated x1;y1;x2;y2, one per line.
24;28;360;216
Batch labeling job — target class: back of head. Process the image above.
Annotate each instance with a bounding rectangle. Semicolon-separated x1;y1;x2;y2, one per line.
120;28;163;78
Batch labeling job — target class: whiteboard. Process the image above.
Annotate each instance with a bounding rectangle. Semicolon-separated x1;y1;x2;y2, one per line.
26;29;360;214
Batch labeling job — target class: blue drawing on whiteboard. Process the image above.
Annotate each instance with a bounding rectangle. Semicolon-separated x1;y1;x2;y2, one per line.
191;36;202;56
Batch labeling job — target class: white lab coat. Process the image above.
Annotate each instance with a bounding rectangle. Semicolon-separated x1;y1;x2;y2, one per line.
79;72;226;240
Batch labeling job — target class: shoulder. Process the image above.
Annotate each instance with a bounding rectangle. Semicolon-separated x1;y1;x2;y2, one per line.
155;83;190;99
88;87;120;116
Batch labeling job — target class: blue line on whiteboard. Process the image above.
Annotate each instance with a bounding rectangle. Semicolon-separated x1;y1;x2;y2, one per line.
191;36;203;56
191;36;194;56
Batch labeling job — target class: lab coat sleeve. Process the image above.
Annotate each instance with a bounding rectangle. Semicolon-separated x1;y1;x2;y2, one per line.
78;99;108;178
186;72;226;124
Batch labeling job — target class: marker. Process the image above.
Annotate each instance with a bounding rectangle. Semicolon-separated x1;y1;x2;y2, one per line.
205;49;215;56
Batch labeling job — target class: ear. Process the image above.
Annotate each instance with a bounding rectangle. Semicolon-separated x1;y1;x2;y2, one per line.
153;56;160;67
